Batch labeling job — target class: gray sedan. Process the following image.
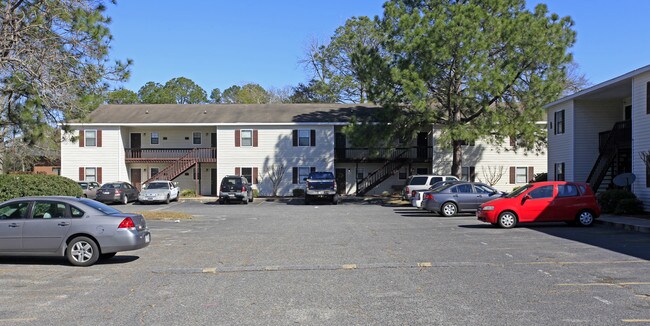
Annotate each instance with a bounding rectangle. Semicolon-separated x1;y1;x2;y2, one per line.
95;182;139;204
0;196;150;266
422;182;505;217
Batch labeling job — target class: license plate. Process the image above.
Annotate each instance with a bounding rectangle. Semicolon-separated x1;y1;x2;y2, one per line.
145;234;150;243
103;191;110;194
147;197;154;200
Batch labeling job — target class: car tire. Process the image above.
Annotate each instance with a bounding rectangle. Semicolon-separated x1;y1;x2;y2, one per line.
440;202;457;217
165;195;170;204
66;236;99;267
576;210;595;227
121;195;128;205
83;194;87;198
100;252;117;260
498;211;517;229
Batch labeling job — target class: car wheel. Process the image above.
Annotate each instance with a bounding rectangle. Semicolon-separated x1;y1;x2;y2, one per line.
498;211;517;229
100;252;117;260
66;236;99;267
440;202;457;217
165;195;170;204
576;210;594;227
242;196;248;205
121;195;128;205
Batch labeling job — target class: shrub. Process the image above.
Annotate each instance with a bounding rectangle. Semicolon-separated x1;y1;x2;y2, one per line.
180;189;196;197
614;198;644;215
381;191;391;197
598;189;638;214
0;174;83;201
252;189;259;198
292;188;305;197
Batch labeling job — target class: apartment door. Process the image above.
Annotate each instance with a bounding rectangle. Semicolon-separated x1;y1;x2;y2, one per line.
131;169;142;190
211;169;217;196
211;133;217;158
417;132;428;159
130;133;142;158
335;168;346;194
335;133;346;159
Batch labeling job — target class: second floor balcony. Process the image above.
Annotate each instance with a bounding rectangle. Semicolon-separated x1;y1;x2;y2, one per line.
335;146;433;163
125;148;216;163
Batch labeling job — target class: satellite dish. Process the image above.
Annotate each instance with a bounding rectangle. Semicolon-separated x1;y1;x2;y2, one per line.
613;173;636;187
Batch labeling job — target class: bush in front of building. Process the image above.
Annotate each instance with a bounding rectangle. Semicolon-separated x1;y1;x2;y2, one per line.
598;189;644;215
180;189;196;197
0;174;82;202
292;188;305;197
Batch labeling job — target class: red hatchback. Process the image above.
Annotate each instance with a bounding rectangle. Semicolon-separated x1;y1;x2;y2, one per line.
477;181;601;228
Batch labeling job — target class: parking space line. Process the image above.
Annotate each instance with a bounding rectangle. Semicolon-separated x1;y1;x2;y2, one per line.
417;262;432;267
516;260;647;266
341;264;357;270
622;320;650;323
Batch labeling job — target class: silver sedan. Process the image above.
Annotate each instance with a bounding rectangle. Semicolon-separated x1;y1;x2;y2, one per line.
0;196;150;266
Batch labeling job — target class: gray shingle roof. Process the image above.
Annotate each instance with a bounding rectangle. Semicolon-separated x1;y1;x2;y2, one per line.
81;104;386;124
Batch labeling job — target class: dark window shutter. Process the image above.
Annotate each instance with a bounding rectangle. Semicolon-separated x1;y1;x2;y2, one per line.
79;167;84;181
292;130;298;147
97;130;102;147
470;167;476;182
235;130;241;147
310;130;316;147
79;130;84;147
528;167;534;182
647;82;650;114
310;167;316;173
253;130;258;147
509;136;515;147
253;167;258;184
97;167;103;184
235;167;240;176
509;167;515;184
292;167;298;184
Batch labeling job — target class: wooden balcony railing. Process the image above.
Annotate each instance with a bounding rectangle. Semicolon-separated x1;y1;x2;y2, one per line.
335;146;433;162
125;148;216;163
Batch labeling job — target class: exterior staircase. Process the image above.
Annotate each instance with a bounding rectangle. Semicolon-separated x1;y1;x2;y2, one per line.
356;149;409;196
586;120;631;192
142;148;208;184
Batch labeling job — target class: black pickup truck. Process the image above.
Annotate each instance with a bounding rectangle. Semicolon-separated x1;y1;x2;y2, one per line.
304;171;339;205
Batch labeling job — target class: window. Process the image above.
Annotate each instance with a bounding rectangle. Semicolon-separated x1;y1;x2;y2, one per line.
32;202;66;219
429;177;443;185
85;168;96;182
241;130;253;147
555;163;565;181
554;110;565;135
298;130;310;146
85;130;97;147
192;132;202;145
150;168;159;178
151;132;159;145
528;185;554;199
409;176;428;185
356;169;365;180
475;184;496;194
416;167;428;175
462;167;476;182
0;201;29;219
70;206;85;218
515;167;528;183
451;184;473;193
193;167;201;180
241;167;252;184
557;184;579;197
299;167;311;184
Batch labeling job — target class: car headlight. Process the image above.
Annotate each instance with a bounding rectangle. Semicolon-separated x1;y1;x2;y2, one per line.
482;206;494;211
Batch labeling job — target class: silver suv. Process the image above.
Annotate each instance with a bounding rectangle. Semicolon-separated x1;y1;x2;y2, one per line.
218;175;253;204
402;175;459;200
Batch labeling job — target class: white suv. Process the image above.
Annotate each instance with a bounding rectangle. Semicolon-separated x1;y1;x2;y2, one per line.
402;175;459;200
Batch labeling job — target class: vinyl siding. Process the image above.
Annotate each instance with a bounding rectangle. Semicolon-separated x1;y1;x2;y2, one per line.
632;71;650;208
573;100;626;182
547;101;574;181
60;127;127;183
217;125;335;196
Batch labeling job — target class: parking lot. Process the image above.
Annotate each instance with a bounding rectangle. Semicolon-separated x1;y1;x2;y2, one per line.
1;200;649;325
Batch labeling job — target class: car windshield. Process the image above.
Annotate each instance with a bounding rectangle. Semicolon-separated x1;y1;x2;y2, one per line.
78;183;88;190
145;182;168;189
80;198;122;215
308;172;334;180
506;184;533;198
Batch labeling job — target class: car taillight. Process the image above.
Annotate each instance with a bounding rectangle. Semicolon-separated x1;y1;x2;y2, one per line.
424;194;433;200
114;189;121;195
118;217;135;229
406;186;410;194
242;186;246;192
333;182;337;190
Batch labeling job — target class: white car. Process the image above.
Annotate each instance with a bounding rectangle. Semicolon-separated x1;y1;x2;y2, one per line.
138;180;180;204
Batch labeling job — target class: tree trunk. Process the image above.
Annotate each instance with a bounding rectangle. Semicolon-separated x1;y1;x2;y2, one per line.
451;139;463;178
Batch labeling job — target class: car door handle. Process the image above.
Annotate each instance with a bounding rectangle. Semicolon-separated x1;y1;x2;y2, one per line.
8;223;20;228
58;222;70;226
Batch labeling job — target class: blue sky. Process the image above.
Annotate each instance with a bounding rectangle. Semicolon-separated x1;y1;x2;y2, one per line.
106;0;650;94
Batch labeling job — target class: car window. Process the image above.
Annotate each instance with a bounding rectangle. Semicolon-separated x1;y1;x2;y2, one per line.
224;178;242;186
528;185;554;199
0;201;30;220
70;205;85;218
101;183;119;189
32;202;67;219
409;177;428;186
474;184;496;194
147;182;168;189
506;184;532;198
557;184;579;197
577;185;587;195
429;177;443;185
78;183;88;190
309;172;334;180
80;199;121;215
451;184;473;193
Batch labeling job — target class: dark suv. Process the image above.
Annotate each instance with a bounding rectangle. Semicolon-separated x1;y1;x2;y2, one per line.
304;171;339;205
218;175;253;204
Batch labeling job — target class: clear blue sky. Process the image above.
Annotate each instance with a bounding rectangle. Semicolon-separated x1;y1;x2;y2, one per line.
105;0;650;94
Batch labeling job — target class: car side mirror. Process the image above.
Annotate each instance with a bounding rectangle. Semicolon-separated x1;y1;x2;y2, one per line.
523;194;531;201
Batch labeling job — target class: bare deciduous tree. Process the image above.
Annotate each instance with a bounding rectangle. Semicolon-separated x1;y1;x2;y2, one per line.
262;164;287;197
479;165;505;187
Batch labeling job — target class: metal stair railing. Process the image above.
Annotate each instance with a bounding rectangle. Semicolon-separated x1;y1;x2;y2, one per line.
356;148;410;196
585;120;630;191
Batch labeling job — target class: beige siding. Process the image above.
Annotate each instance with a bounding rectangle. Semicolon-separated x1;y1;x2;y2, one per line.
632;71;650;208
547;101;574;181
60;127;128;183
217;125;335;196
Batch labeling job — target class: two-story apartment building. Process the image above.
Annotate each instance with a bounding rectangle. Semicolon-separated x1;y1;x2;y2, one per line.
62;104;546;196
545;64;650;208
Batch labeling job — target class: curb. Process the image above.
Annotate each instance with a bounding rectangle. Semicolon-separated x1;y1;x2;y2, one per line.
595;219;650;234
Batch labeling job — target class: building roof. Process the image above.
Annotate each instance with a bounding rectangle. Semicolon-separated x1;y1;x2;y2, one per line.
75;104;386;125
544;64;650;109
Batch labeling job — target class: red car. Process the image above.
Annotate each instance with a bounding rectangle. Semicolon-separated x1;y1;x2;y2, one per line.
476;181;601;228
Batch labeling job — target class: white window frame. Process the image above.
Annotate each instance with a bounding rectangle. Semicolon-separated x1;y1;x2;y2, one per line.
192;132;202;145
85;130;97;147
299;167;311;184
85;167;96;182
241;129;253;147
555;162;565;181
151;132;159;145
298;130;310;147
515;167;528;183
